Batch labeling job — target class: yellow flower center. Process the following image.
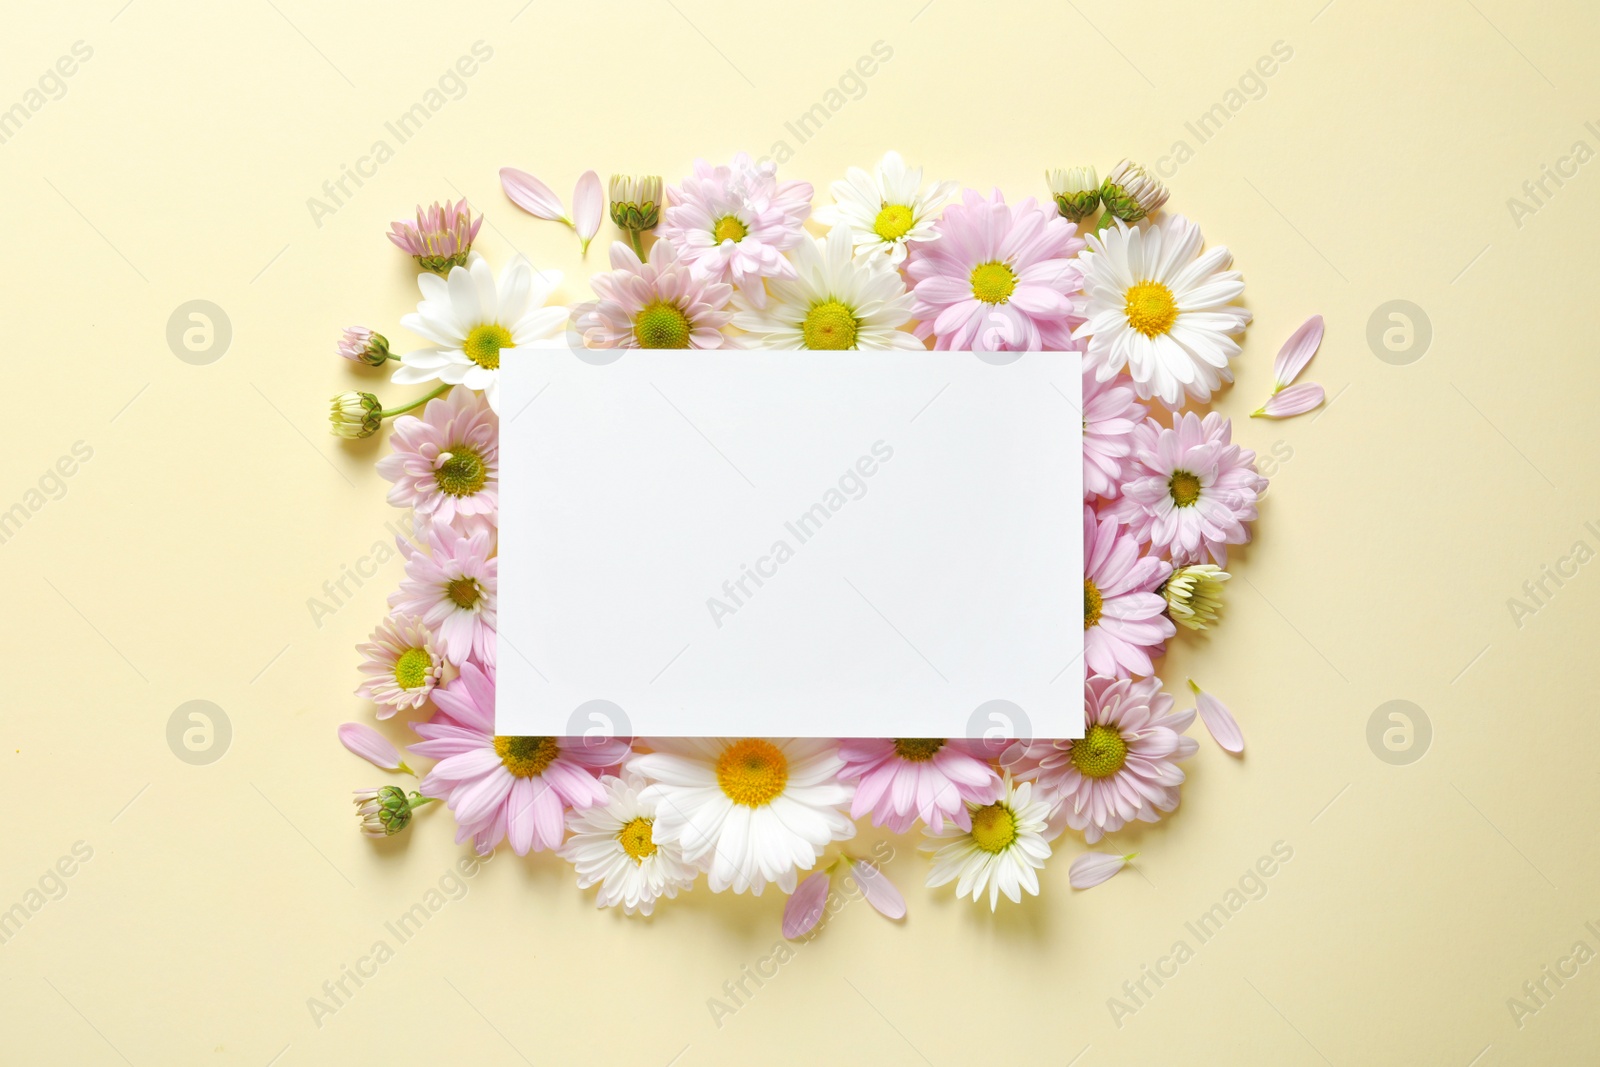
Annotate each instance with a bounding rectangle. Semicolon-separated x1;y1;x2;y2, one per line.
617;817;657;864
715;738;789;807
463;323;513;370
713;215;748;244
1071;724;1128;779
1168;470;1202;507
1084;578;1103;630
633;300;692;349
969;803;1019;854
446;577;482;609
434;445;487;497
1123;281;1178;337
801;300;860;350
893;738;946;762
970;261;1018;305
494;736;561;778
873;203;914;242
392;647;432;689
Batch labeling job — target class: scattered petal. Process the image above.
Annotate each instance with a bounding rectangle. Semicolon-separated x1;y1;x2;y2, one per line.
1189;680;1245;753
1272;314;1324;387
339;723;411;773
783;871;831;939
573;169;603;254
500;167;570;224
851;859;906;920
1069;851;1134;889
1255;381;1325;418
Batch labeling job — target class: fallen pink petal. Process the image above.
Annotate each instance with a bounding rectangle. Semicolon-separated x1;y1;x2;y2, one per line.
338;722;410;773
1190;680;1244;753
499;167;570;223
1069;851;1134;889
782;870;832;939
573;169;603;254
851;859;906;919
1256;381;1325;418
1272;314;1324;387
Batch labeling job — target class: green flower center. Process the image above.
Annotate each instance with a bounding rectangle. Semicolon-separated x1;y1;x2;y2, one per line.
873;203;914;242
801;300;860;350
434;445;487;498
633;300;692;349
617;817;658;863
893;738;946;762
1124;281;1178;338
1168;470;1202;507
446;577;482;609
494;736;560;778
1071;724;1128;779
463;323;513;370
970;261;1017;305
1084;578;1103;631
713;215;748;244
969;803;1019;853
393;647;432;689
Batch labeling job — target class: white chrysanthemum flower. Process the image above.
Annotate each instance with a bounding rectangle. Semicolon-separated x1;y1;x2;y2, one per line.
732;226;924;350
814;151;955;264
560;772;698;916
922;774;1062;910
1073;215;1250;408
629;739;854;895
392;252;567;413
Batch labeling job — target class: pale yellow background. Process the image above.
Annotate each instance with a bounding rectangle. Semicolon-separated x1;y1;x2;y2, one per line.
3;0;1598;1063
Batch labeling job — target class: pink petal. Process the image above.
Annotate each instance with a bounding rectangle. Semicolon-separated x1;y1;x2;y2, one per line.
1272;315;1323;387
573;170;603;252
1255;382;1325;418
850;860;906;920
1191;681;1244;753
500;167;568;222
1069;851;1134;889
782;871;831;939
338;723;407;772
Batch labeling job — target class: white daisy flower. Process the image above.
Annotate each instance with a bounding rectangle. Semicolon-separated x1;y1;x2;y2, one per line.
1073;215;1250;409
732;226;925;350
814;151;956;264
559;772;698;916
392;252;567;413
922;774;1062;910
629;739;854;895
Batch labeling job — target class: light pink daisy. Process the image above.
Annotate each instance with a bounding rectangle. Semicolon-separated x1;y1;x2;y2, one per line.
837;739;1003;834
1006;675;1197;843
410;662;629;855
905;188;1085;351
1113;411;1266;565
374;387;497;532
657;153;812;308
1084;504;1173;678
387;199;482;273
354;614;445;717
390;521;496;668
575;240;734;349
1082;363;1147;500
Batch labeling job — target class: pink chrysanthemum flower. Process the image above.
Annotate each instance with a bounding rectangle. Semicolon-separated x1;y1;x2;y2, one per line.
411;662;629;855
905;188;1085;351
576;240;735;349
337;326;389;367
387;199;482;274
1082;363;1147;500
1113;411;1266;565
390;521;496;668
1084;504;1173;678
1006;675;1197;844
354;614;444;717
658;153;812;308
375;387;497;532
837;739;1003;834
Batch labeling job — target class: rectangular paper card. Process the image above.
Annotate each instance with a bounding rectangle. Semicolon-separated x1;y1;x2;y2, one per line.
495;349;1084;741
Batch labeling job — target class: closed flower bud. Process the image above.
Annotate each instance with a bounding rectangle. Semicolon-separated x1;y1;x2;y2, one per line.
1046;166;1101;222
353;785;428;837
387;199;481;274
1100;159;1170;223
329;391;382;439
338;326;390;367
608;174;663;232
1163;564;1229;630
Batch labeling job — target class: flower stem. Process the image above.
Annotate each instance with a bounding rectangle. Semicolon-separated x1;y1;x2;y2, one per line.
378;384;449;419
627;227;645;259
